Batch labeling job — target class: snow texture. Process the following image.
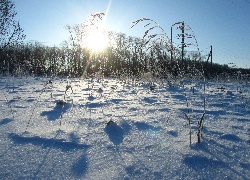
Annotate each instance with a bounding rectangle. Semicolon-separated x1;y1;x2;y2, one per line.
0;76;249;179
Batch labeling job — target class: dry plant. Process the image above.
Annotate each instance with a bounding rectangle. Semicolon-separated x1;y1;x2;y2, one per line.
131;18;173;52
181;79;206;145
131;18;206;144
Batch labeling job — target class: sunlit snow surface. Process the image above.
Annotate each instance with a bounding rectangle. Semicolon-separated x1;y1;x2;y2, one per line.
0;76;249;179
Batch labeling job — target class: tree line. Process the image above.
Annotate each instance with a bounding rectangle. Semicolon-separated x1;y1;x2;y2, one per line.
0;0;249;81
0;31;207;77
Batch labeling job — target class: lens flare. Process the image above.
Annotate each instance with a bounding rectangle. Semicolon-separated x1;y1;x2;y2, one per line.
85;27;109;52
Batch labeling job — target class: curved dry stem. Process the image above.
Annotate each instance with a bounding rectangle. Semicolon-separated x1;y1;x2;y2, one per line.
131;18;177;60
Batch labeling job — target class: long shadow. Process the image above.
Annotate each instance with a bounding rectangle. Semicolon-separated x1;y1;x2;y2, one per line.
85;102;106;108
188;138;249;179
237;118;250;122
8;133;90;152
183;155;225;170
30;130;89;179
40;103;71;121
0;118;13;126
220;134;242;142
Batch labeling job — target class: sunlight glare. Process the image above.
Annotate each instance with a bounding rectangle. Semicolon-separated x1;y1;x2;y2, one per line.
85;27;109;52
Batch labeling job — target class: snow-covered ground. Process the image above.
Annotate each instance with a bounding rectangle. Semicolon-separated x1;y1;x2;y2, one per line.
0;76;249;179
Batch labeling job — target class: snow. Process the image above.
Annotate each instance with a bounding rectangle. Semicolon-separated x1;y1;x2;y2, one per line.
0;76;249;179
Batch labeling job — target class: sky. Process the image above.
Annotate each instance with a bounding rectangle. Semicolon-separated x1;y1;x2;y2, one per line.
12;0;250;69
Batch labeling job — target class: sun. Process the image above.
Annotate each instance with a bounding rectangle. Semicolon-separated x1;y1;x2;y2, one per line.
85;26;109;53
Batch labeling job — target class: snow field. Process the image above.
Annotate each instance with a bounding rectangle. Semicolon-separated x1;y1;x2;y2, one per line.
0;76;249;179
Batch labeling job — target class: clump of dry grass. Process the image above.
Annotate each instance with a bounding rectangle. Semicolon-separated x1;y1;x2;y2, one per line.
131;18;206;144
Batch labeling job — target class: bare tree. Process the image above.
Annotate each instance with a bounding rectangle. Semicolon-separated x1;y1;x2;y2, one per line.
0;0;25;52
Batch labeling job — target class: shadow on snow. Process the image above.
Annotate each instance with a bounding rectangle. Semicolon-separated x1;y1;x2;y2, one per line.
71;154;88;178
8;133;90;152
183;155;225;169
104;120;132;146
0;118;13;126
134;122;161;131
104;123;125;145
40;103;71;121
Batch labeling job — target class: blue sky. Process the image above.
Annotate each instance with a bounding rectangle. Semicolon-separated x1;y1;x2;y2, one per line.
13;0;250;68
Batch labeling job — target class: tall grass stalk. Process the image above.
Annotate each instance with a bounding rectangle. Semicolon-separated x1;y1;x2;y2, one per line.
197;79;206;143
131;17;208;145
